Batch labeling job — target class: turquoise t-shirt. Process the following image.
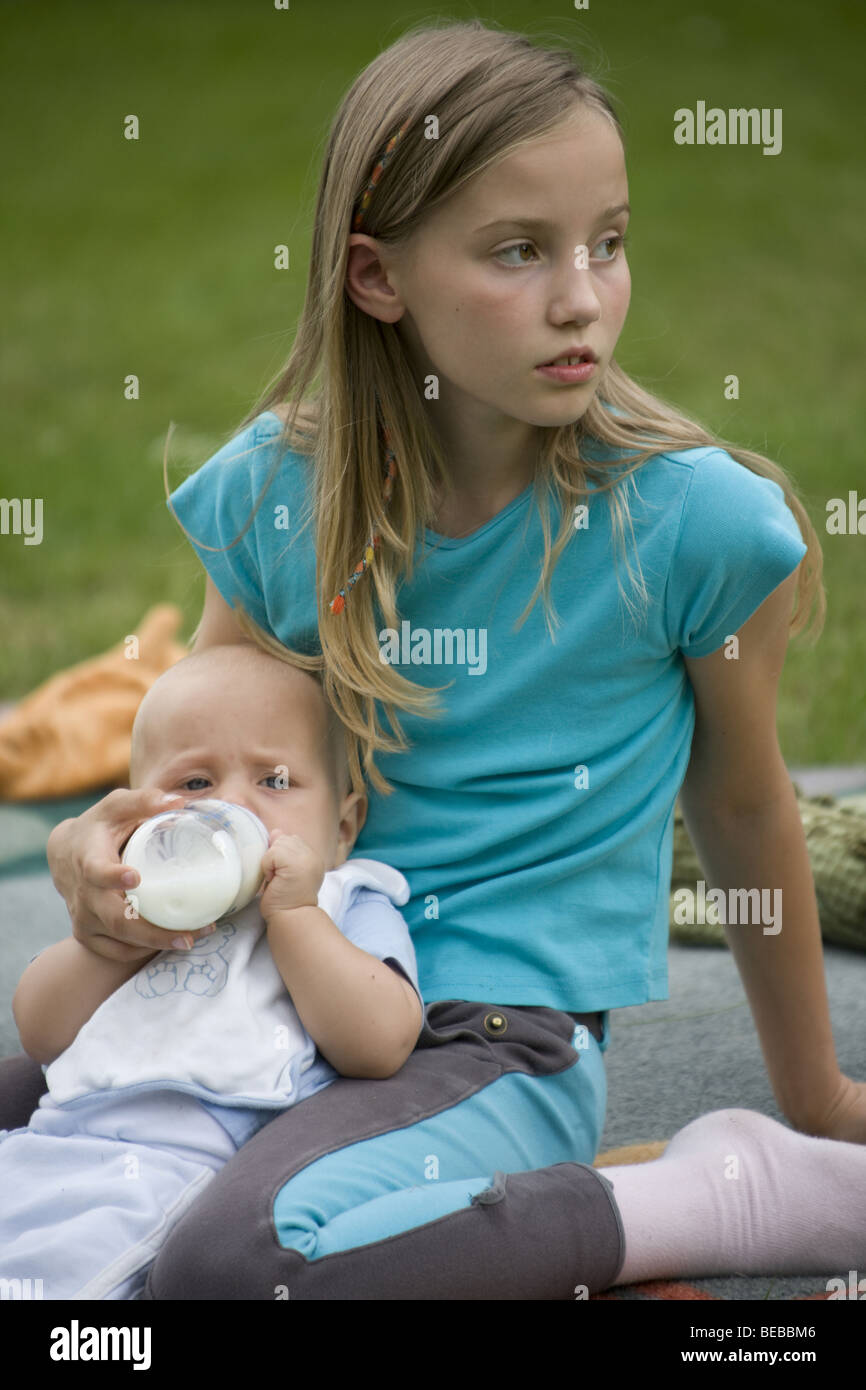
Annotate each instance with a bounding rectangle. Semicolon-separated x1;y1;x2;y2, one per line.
168;409;807;1011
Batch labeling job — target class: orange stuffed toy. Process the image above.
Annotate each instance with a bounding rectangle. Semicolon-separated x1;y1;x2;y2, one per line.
0;605;188;800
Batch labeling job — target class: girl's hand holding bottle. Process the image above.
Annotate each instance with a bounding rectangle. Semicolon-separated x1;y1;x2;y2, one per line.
45;787;212;962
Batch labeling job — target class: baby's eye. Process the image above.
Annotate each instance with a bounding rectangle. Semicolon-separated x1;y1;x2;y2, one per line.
181;777;211;791
261;774;291;790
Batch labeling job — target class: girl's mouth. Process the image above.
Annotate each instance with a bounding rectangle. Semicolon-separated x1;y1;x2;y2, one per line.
535;358;597;383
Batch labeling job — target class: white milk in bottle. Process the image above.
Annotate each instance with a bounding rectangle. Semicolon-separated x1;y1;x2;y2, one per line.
121;800;270;932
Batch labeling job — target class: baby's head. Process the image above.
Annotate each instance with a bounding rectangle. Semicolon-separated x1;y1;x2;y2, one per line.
129;644;366;872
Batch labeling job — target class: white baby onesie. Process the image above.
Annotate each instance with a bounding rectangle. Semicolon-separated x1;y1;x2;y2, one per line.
44;858;412;1109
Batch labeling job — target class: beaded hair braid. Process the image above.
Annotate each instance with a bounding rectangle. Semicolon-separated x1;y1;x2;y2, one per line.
329;120;410;616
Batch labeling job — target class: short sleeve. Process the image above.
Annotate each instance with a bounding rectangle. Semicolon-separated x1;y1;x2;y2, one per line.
338;888;422;1003
167;411;320;653
665;449;808;658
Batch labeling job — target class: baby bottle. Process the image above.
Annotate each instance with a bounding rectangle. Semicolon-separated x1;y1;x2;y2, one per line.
121;800;270;932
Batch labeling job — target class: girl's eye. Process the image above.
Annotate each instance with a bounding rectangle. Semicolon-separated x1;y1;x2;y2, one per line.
497;241;538;266
496;234;629;266
261;775;290;790
594;233;629;261
182;777;210;791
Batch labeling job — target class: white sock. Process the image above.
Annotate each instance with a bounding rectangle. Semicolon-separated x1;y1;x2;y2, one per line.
598;1108;866;1284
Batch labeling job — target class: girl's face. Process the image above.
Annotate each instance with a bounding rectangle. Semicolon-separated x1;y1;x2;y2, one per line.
362;104;631;432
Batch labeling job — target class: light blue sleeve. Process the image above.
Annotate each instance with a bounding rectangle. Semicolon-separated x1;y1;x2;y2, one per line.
166;411;320;652
338;889;422;1004
665;448;808;658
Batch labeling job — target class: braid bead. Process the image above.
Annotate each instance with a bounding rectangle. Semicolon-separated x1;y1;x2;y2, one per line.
328;430;397;615
351;120;411;233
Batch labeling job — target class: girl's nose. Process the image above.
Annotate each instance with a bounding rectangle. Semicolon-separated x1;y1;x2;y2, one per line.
548;260;602;323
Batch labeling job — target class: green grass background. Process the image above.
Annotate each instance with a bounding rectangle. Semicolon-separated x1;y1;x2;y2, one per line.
1;0;864;760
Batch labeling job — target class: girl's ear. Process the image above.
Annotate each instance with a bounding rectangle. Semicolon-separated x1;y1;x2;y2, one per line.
345;235;405;324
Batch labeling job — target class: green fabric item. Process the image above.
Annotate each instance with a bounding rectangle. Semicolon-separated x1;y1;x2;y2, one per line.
670;786;866;949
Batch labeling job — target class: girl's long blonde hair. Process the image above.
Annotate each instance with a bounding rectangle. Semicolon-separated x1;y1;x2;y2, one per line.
172;18;824;797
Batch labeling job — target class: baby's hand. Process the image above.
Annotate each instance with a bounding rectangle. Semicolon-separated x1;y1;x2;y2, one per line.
258;831;325;919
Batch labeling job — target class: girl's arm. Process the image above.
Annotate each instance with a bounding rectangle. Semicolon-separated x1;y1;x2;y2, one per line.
678;570;848;1136
13;938;159;1065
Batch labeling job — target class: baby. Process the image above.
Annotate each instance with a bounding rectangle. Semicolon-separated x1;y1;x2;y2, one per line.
3;643;423;1299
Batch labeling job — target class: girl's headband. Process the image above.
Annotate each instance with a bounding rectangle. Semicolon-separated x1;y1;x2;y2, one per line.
330;120;410;616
